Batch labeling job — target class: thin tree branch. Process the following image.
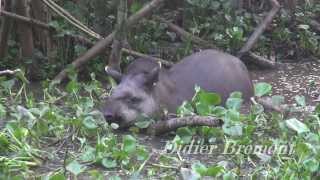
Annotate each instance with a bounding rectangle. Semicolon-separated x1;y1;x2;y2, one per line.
237;0;280;57
53;0;165;83
0;69;22;76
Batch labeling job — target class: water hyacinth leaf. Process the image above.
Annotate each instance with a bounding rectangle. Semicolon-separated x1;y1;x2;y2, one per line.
80;146;96;162
206;165;225;177
66;160;86;176
66;80;80;94
195;102;211;115
272;95;285;106
177;101;194;116
0;79;15;90
49;172;66;180
251;104;264;115
0;133;10;151
0;103;6;118
102;158;117;169
177;127;194;143
285;118;310;134
136;147;149;161
109;175;122;180
211;106;227;117
83;116;98;129
134;115;154;128
315;104;320;114
223;171;237;180
295;95;306;107
254;82;272;97
226;97;243;110
303;158;319;172
123;135;137;153
180;168;201;180
223;123;243;136
192;86;221;106
230;92;242;99
224;109;240;122
89;170;104;180
192;162;207;176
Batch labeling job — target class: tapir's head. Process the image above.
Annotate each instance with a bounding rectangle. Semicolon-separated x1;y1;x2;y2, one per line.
102;67;161;128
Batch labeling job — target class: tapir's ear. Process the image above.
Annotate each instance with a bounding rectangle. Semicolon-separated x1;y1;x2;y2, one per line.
105;66;123;83
144;67;160;88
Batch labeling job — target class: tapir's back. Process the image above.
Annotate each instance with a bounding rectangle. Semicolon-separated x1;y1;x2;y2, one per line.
169;49;253;104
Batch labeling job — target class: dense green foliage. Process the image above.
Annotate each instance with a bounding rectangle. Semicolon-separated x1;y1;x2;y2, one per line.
1;0;320;79
1;0;320;179
0;71;319;179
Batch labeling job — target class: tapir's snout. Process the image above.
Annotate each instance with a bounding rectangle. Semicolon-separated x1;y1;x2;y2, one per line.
103;109;117;123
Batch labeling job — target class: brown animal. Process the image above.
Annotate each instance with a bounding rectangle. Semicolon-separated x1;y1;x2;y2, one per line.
102;49;253;128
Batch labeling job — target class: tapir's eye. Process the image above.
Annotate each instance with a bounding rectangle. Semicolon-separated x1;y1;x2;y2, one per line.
127;97;142;104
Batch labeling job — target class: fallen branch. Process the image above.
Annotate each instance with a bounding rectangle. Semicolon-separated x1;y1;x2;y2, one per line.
247;52;276;68
252;97;289;114
147;115;223;136
0;69;22;76
237;0;280;57
53;0;165;83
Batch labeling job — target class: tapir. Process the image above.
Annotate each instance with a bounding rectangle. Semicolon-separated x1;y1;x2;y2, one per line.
102;49;253;128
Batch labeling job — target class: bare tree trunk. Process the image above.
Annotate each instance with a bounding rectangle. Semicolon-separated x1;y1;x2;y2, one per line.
108;0;128;72
30;0;50;54
0;0;13;58
14;0;34;58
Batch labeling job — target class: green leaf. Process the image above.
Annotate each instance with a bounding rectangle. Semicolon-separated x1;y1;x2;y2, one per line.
223;171;237;180
295;95;306;107
251;104;264;115
49;172;66;180
134;120;151;129
177;101;194;116
83;116;98;129
102;158;117;169
0;79;15;90
123;135;136;153
192;86;221;106
80;146;96;162
254;82;272;97
66;160;85;176
206;165;224;177
285;118;310;134
303;158;319;172
272;95;285;107
226;97;243;110
180;168;201;180
223;123;243;136
177;127;194;143
192;162;207;176
136;147;149;161
134;115;153;128
66;80;80;93
0;103;6;118
89;170;104;180
315;104;320;114
109;176;121;180
230;92;242;99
